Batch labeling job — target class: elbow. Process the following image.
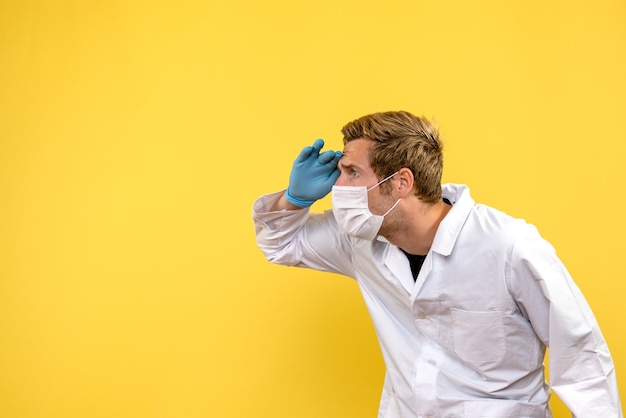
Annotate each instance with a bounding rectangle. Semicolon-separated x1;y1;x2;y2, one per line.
256;244;301;267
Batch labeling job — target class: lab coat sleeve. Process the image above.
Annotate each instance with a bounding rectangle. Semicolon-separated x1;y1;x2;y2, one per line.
506;226;622;418
252;190;356;276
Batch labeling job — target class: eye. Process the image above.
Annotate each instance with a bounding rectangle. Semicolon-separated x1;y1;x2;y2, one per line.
350;169;359;178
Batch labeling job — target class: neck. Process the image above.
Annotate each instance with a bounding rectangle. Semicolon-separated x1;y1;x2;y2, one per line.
384;199;451;255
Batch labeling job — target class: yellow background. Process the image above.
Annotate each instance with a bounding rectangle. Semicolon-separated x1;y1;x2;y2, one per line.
1;1;625;417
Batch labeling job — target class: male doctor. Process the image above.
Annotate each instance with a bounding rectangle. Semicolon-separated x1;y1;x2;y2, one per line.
252;110;622;417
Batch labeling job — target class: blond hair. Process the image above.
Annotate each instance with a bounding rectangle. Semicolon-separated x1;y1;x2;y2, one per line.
341;111;443;203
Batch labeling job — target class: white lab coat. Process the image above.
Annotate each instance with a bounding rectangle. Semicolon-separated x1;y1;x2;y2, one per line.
252;183;622;418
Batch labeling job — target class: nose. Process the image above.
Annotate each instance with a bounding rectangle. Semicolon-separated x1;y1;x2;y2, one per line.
334;171;348;187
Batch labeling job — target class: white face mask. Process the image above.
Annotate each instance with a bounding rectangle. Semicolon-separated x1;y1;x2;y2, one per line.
331;172;401;240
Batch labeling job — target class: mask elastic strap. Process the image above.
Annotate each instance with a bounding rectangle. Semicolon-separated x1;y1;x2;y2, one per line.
367;171;399;192
382;198;401;217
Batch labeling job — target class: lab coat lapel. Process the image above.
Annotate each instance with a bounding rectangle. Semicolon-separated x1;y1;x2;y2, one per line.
383;244;415;294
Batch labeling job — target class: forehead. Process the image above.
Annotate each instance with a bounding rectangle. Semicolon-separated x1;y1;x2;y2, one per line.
339;138;373;168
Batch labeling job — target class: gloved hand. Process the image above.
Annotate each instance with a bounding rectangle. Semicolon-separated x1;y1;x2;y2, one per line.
286;139;342;208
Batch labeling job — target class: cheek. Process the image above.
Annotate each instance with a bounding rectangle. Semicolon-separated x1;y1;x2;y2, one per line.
370;193;397;215
367;194;386;214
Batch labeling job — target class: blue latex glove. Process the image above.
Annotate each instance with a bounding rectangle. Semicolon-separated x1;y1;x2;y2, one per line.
286;139;342;208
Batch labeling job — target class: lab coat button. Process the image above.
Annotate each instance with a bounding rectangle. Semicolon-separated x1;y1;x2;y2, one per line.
415;312;427;319
428;359;437;366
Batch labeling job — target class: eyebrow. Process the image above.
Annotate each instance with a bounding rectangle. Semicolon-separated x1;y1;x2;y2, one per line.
338;161;357;171
338;156;369;173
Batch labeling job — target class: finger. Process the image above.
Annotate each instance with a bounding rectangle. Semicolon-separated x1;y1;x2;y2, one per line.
321;151;343;166
295;139;324;163
294;145;314;163
318;150;337;164
311;138;324;153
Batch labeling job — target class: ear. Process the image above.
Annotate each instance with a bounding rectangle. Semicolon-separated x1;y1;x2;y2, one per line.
396;167;414;197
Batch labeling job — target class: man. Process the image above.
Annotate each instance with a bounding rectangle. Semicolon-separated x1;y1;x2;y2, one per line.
252;111;622;417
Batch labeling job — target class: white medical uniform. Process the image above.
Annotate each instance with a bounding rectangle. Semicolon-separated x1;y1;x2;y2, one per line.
252;183;622;418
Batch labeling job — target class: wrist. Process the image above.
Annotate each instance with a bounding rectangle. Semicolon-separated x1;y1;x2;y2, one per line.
269;191;305;211
285;188;314;208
